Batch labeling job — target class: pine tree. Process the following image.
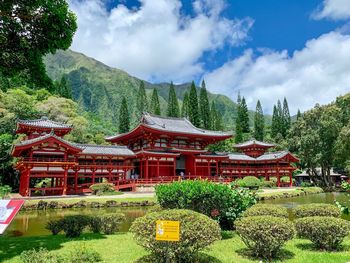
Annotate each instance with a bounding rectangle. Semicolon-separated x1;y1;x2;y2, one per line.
181;92;189;117
241;97;250;133
271;105;278;138
167;82;180;117
282;97;291;137
199;80;211;129
136;81;148;117
276;99;283;136
210;101;217;130
253;100;264;141
118;97;130;133
58;76;72;99
296;109;302;120
188;81;200;126
150;88;161;115
235;93;243;143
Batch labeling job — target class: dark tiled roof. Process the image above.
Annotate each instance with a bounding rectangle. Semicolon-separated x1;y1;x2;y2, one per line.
18;116;72;129
228;151;291;161
234;139;275;148
75;144;135;156
17;133;78;149
142;112;231;137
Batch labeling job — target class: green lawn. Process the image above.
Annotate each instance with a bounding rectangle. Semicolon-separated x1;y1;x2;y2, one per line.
1;231;350;263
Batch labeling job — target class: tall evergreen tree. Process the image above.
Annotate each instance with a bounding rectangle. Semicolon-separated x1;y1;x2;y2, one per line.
118;97;130;133
136;81;148;117
241;97;250;133
199;80;211;129
188;81;200;126
254;100;265;141
296;109;302;120
271;105;279;138
282;97;291;137
235;93;243;143
150;88;161;115
181;92;189;118
167;82;180;117
58;76;72;99
210;101;223;130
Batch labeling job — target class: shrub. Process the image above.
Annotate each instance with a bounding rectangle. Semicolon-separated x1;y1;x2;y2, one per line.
236;216;295;259
155;180;256;229
89;213;125;234
89;182;116;195
300;181;313;187
64;245;102;263
20;248;62;263
293;203;340;218
243;204;288;218
61;215;91;237
236;176;261;189
261;180;275;188
295;216;350;250
0;185;11;199
280;176;292;183
46;219;63;235
130;209;221;262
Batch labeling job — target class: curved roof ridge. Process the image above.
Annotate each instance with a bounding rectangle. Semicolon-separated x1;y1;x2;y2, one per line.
18;116;72;129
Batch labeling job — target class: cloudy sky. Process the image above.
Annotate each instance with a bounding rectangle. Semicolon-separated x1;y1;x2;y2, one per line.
69;0;350;114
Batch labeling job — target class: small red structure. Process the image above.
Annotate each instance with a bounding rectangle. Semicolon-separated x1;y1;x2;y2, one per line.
12;114;299;196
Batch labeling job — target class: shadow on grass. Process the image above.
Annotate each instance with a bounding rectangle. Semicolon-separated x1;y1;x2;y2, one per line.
235;247;295;262
295;242;350;252
0;233;108;262
135;253;222;263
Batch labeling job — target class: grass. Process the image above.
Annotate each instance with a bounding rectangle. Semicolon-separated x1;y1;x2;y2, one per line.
1;231;350;263
257;187;323;199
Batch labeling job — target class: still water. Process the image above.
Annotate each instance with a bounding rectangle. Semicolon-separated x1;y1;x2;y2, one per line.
4;192;350;237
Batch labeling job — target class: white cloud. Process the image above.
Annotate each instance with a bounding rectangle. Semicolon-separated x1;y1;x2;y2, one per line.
312;0;350;20
203;31;350;114
69;0;253;82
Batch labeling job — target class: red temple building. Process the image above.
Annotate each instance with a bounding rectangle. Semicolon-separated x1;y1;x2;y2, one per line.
12;114;299;196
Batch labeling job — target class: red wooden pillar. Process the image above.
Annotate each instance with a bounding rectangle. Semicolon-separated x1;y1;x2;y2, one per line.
145;158;149;180
173;157;176;177
157;158;160;178
207;159;210;177
289;171;293;187
74;169;79;193
277;161;280;187
216;161;219;176
62;165;68;195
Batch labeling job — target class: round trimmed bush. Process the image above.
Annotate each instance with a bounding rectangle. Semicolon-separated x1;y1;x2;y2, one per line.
130;209;221;262
237;176;261;189
46;219;63;235
243;204;288;218
236;216;295;259
295;216;350;250
293;203;340;218
61;215;91;238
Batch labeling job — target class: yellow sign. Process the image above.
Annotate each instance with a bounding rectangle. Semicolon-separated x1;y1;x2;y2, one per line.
155;220;180;241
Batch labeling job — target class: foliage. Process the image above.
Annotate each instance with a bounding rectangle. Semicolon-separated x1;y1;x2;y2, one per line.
209;100;223;130
236;216;295;259
253;100;264;141
61;215;91;238
293;203;340;218
136;81;148;118
260;180;276;188
199;80;211;129
150;88;161;115
188;81;200;126
130;209;221;262
20;248;62;263
282;98;291;137
295;216;350;250
119;96;130;133
46;219;63;235
0;0;77;89
90;214;126;235
234;176;261;189
64;245;102;263
181;91;189;117
166;82;180;117
0;185;11;199
243;204;288;218
89;183;116;196
155;180;256;229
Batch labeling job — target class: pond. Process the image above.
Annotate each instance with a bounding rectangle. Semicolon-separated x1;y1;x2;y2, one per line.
3;192;350;237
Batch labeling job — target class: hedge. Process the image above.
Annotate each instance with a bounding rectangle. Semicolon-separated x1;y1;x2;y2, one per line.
293;203;341;218
243;204;288;218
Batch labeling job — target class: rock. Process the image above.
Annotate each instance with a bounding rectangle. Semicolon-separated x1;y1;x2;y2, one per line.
37;200;48;210
73;200;87;208
106;200;117;207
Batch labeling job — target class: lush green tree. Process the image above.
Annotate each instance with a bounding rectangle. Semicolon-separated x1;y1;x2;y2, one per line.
150;88;161;115
181;92;189;118
235;93;244;143
167;82;180;117
240;97;250;133
188;81;200;126
136;81;148;117
0;0;77;88
271;105;278;138
57;76;72;99
253;100;264;141
296;109;302;120
118;97;130;133
199;80;211;129
210;101;223;131
282;97;291;137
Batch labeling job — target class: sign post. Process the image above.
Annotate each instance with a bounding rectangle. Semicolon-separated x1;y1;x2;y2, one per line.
0;200;24;235
155;220;180;263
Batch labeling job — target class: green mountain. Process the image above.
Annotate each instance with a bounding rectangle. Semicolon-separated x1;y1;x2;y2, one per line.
44;50;269;130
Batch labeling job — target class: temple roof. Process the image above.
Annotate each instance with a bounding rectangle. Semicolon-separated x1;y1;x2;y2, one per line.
228;151;299;162
234;139;275;148
75;144;135;156
106;112;232;142
17;116;72;130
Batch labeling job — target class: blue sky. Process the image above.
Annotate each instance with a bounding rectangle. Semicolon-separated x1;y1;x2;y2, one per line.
69;0;350;113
